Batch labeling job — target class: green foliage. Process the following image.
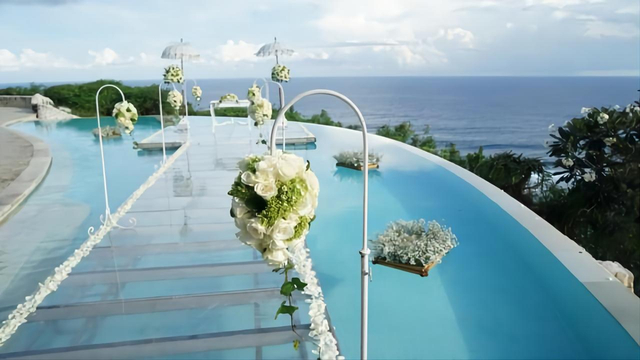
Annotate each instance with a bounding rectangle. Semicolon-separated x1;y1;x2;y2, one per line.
376;122;415;142
0;83;46;96
1;80;176;117
470;150;547;205
542;104;640;294
259;177;307;228
283;107;343;127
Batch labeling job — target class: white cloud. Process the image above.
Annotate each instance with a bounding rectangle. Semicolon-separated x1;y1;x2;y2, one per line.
0;49;20;71
506;22;515;29
616;5;640;15
88;48;122;66
216;40;261;63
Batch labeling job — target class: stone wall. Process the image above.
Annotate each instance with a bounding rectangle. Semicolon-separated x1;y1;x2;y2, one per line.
0;96;32;109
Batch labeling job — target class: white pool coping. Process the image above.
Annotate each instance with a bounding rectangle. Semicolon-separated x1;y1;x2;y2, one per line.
362;130;640;345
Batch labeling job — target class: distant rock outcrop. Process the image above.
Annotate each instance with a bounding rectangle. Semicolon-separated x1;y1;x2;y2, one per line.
30;93;77;121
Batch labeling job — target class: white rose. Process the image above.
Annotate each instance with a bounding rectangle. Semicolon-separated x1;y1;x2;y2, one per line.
254;182;278;199
295;191;315;217
582;171;596;182
270;218;296;242
281;153;306;176
263;248;289;267
236;229;262;250
275;157;298;181
231;198;250;218
246;218;267;239
304;170;320;195
241;171;259;186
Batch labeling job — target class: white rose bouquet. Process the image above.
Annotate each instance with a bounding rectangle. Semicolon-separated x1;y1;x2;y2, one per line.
167;90;183;110
247;84;262;103
112;101;138;135
220;93;239;103
248;98;272;126
271;64;290;83
163;65;184;83
192;86;202;102
229;151;319;343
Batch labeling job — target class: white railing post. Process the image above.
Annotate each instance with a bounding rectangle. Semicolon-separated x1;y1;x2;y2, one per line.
270;89;370;360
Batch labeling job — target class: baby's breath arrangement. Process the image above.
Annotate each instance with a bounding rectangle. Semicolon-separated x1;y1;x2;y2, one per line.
372;219;458;267
220;93;239;103
334;151;381;169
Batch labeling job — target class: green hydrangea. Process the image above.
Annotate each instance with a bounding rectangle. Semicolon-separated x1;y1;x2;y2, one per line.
259;177;307;228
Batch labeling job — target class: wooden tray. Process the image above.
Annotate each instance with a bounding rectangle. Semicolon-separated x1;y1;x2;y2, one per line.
372;258;436;277
336;162;379;171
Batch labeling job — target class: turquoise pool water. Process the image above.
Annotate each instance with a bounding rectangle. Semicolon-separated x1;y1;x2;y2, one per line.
0;117;637;359
298;123;639;359
0;117;169;321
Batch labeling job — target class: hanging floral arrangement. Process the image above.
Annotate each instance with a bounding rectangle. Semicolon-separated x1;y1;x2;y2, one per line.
371;219;458;277
192;86;202;103
271;64;290;83
334;151;381;171
163;65;184;83
247;83;262;103
167;90;183;110
248;98;272;127
112;101;138;135
228;151;341;356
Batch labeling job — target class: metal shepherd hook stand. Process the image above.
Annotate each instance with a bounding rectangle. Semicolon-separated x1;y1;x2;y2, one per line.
89;84;137;235
270;89;371;360
157;82;171;164
255;77;287;148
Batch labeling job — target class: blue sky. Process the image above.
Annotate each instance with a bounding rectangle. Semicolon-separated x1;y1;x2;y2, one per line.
0;0;638;83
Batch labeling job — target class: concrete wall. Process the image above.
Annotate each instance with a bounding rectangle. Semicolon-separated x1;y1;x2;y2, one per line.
0;96;32;109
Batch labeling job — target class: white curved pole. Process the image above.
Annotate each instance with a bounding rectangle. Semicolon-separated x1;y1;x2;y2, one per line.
253;78;270;102
93;84;137;231
268;80;287;149
270;89;370;360
158;83;168;163
95;84;125;218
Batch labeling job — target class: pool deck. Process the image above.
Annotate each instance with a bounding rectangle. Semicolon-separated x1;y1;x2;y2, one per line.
0;117;329;359
0;108;50;223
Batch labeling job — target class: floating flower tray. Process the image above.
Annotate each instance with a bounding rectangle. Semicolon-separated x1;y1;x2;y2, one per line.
372;258;437;277
336;162;379;171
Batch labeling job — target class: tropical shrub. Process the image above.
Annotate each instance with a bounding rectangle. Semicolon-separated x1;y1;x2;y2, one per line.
544;104;640;293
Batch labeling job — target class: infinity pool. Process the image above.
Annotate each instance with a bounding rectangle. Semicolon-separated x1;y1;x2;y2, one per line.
0;117;637;359
0;117;168;321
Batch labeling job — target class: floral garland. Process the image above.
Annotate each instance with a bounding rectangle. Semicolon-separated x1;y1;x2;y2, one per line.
272;64;290;83
112;101;138;135
229;151;341;357
192;86;202;103
163;64;184;83
220;93;239;103
371;219;458;267
167;90;183;110
0;142;191;347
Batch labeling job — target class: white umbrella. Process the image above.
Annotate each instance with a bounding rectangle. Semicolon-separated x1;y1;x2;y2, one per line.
161;38;200;70
255;37;294;64
161;39;200;123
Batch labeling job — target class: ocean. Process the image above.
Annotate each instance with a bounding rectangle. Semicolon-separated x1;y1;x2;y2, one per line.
5;77;640;158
